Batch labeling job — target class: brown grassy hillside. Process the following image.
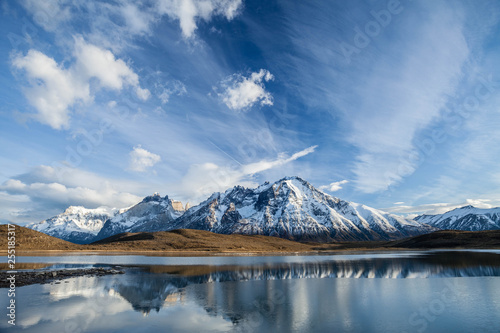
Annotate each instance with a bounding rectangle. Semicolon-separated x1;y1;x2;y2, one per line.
0;224;312;253
0;224;82;251
90;228;313;252
1;224;500;255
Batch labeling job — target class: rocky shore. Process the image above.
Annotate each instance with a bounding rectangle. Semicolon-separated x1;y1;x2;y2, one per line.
0;268;125;288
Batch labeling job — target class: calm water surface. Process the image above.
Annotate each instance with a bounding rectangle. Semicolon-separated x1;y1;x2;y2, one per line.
2;250;500;333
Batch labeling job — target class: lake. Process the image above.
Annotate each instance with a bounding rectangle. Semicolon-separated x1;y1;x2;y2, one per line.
1;250;500;332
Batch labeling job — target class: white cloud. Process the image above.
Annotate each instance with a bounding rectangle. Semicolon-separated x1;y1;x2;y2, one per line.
128;145;162;172
73;38;146;93
218;69;274;111
11;49;89;129
157;0;243;38
11;37;150;129
136;86;152;100
0;179;141;223
0;165;148;223
19;1;244;55
319;180;348;192
174;145;317;202
120;3;156;36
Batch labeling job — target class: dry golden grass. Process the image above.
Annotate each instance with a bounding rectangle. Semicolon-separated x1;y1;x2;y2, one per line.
89;228;314;252
0;224;312;254
0;263;51;270
0;224;83;251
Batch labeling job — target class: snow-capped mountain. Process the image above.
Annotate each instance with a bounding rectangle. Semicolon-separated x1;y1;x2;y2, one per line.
26;177;438;243
94;193;187;241
415;205;500;231
27;206;119;244
170;177;436;241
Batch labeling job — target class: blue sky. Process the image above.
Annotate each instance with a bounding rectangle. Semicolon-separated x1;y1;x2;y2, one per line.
1;0;500;224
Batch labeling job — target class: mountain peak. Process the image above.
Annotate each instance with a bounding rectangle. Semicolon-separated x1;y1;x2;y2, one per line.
27;176;439;244
277;176;308;184
142;193;164;203
28;206;114;244
173;176;434;241
63;206;86;215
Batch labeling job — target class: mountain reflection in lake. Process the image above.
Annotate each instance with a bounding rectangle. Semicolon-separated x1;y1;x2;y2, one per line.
2;251;500;333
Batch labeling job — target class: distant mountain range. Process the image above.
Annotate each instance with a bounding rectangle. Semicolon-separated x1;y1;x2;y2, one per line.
28;206;118;244
24;176;499;244
415;205;500;231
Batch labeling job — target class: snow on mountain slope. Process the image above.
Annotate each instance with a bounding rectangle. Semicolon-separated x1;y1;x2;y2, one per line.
26;177;439;244
171;177;436;241
415;205;500;231
27;206;118;244
94;193;187;241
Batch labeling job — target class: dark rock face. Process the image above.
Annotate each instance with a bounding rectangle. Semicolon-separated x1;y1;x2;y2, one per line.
94;195;185;242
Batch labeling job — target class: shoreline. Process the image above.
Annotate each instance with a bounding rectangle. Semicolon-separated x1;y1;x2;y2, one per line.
1;246;499;257
0;267;124;288
2;227;500;257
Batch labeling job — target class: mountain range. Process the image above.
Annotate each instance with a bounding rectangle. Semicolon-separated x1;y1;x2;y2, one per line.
415;205;500;231
167;177;435;241
25;176;499;244
28;206;118;244
95;194;187;241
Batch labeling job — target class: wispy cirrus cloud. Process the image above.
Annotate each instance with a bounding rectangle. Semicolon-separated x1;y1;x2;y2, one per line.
19;0;72;32
345;5;470;193
20;0;244;43
173;145;317;202
278;1;471;194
